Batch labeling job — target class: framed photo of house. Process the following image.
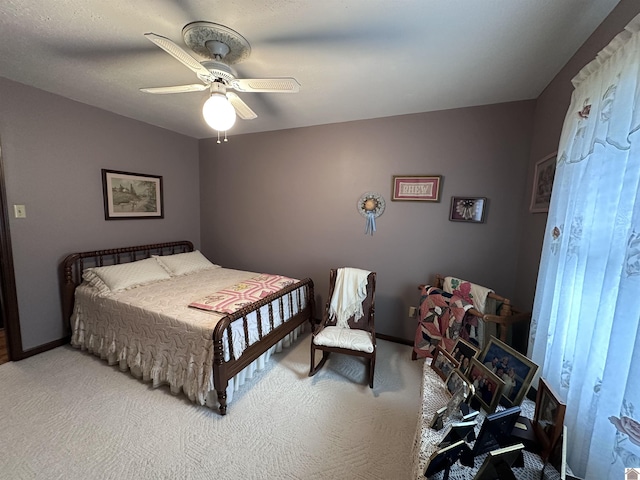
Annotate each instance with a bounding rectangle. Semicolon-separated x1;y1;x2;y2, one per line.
530;152;557;213
431;345;459;381
534;378;566;461
448;338;480;375
465;357;505;414
449;196;487;223
102;169;164;220
391;175;441;202
479;336;539;407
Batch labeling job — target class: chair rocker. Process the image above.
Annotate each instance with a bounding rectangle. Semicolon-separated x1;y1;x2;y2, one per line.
309;268;376;388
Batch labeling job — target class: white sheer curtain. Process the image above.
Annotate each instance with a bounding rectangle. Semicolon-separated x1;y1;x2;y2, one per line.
529;13;640;479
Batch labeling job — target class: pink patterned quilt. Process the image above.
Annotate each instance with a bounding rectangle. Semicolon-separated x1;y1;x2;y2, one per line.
188;274;298;314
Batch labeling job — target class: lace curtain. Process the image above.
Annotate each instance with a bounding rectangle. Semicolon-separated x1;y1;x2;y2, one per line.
529;13;640;479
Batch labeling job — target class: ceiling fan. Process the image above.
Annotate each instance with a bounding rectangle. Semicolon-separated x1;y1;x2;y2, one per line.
140;21;300;132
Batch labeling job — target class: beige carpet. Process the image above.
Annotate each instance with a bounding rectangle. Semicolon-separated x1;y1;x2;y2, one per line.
0;333;423;480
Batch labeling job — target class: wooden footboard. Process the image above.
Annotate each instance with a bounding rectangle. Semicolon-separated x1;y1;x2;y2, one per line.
60;240;315;415
212;277;315;414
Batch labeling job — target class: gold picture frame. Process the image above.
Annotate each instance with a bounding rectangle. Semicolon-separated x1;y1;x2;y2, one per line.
478;336;539;407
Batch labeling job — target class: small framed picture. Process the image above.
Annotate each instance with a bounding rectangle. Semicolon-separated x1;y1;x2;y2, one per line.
465;357;505;414
448;338;480;375
534;378;566;461
530;152;557;213
443;374;472;422
391;175;441;202
445;369;470;397
431;345;459;381
449;196;487;223
102;169;164;220
478;336;539;407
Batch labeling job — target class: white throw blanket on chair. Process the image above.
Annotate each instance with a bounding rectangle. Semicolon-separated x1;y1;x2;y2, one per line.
329;267;370;329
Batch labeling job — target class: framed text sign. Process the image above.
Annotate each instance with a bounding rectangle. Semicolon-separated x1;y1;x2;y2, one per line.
392;175;442;202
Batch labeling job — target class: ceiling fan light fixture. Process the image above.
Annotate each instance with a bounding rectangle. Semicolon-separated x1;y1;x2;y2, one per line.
202;92;236;131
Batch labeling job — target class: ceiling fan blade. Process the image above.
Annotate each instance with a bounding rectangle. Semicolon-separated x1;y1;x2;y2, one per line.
140;84;209;94
229;78;300;93
227;92;257;120
144;33;212;80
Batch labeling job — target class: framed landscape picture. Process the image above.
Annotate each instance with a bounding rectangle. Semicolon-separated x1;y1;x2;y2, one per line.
102;169;164;220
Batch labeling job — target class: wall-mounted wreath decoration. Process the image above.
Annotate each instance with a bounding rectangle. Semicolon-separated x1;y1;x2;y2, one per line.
358;192;385;235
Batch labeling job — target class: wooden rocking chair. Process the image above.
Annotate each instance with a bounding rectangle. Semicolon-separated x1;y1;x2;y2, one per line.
309;268;376;387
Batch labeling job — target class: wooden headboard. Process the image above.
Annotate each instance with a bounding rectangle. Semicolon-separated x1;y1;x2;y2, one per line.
60;241;194;332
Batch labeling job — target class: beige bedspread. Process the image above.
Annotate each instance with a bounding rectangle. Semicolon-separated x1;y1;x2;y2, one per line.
70;266;306;406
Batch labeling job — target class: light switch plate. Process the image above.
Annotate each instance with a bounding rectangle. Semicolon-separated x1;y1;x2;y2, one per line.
14;204;26;218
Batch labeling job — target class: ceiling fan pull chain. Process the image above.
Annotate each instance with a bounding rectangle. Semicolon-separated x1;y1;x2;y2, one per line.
224;131;228;142
217;131;221;144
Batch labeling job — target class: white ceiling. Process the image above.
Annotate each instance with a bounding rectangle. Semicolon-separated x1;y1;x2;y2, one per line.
0;1;621;140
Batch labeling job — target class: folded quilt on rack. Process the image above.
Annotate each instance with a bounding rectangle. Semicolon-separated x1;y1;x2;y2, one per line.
413;286;473;358
442;276;497;347
442;276;494;314
189;274;298;314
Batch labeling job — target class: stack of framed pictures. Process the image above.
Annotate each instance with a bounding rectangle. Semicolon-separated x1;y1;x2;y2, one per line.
429;347;475;430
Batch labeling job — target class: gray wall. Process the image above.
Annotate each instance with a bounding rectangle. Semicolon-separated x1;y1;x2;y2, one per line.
0;77;200;351
513;0;640;311
4;0;639;353
200;101;535;342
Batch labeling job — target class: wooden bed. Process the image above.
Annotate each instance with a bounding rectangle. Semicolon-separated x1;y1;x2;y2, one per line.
61;240;315;415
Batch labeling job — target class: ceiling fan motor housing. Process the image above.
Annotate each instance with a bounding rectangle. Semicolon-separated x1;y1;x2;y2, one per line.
201;61;237;83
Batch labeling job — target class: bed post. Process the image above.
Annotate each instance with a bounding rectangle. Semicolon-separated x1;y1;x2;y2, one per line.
61;253;81;336
213;318;231;415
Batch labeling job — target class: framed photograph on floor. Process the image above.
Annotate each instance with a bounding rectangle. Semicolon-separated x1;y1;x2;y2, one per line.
478;336;539;407
431;345;459;381
102;169;164;220
534;378;566;461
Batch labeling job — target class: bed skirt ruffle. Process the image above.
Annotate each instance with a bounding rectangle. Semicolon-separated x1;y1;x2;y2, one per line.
71;313;303;409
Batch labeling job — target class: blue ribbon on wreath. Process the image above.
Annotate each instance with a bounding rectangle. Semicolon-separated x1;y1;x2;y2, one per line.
365;211;376;236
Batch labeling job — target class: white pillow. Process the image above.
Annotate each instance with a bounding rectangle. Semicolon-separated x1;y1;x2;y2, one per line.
82;257;171;294
153;250;218;276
